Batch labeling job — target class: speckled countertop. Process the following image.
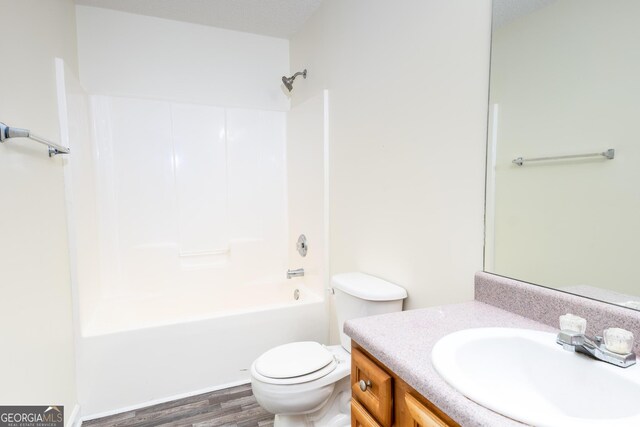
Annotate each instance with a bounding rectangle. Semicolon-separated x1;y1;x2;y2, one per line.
344;301;556;426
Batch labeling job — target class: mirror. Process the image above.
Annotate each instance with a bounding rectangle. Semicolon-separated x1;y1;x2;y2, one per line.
485;0;640;310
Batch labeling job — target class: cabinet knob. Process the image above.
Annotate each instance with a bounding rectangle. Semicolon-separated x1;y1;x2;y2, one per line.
359;379;371;392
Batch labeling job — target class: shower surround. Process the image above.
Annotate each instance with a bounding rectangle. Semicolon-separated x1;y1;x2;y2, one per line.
86;95;291;335
57;55;328;416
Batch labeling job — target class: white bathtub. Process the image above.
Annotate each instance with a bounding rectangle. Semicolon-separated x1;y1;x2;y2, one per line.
78;282;327;418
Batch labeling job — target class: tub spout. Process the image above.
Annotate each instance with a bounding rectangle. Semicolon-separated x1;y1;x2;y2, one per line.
287;268;304;279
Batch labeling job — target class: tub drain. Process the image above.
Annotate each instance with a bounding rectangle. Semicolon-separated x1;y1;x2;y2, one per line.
294;289;300;300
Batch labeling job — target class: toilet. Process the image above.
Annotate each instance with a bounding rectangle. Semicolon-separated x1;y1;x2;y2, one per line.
250;272;407;427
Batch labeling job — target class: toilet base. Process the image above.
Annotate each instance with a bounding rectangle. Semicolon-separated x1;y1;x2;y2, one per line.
274;414;308;427
274;413;349;427
272;376;351;427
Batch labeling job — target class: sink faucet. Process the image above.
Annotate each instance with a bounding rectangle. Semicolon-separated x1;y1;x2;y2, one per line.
556;315;636;368
287;268;304;279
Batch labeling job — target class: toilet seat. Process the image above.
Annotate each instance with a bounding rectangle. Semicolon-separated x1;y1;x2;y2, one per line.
252;341;338;385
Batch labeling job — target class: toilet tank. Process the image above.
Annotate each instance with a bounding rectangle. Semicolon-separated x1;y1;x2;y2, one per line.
332;272;407;352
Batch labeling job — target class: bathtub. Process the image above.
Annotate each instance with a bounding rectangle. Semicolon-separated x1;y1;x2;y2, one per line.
78;282;327;418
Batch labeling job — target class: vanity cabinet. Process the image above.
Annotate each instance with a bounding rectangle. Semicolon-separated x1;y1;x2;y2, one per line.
351;342;459;427
351;399;383;427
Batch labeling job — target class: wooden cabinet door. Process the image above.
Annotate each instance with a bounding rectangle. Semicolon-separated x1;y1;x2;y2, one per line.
351;399;383;427
351;348;393;427
351;341;459;427
403;393;449;427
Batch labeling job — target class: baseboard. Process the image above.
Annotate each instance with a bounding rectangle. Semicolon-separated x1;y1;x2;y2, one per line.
81;379;251;422
66;404;81;427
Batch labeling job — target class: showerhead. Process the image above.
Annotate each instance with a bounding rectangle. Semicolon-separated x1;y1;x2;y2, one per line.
282;69;307;92
282;75;294;91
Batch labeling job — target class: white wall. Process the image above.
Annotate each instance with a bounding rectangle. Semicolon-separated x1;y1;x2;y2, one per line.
489;0;640;295
290;0;491;339
58;59;101;337
75;6;290;111
287;92;328;302
0;0;78;423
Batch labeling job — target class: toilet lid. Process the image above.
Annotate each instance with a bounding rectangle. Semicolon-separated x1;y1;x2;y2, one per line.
254;341;334;379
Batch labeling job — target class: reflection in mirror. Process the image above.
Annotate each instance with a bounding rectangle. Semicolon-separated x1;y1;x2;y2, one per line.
485;0;640;310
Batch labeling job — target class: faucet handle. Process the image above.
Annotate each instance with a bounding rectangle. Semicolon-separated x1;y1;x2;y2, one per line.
603;328;635;355
559;313;587;334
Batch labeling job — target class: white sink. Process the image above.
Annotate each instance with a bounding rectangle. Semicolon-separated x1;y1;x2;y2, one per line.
432;328;640;427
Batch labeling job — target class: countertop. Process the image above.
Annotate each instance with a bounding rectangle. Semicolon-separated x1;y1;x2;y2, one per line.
344;301;556;426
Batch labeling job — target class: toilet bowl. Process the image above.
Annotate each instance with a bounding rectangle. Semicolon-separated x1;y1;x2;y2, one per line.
250;272;407;426
251;343;351;427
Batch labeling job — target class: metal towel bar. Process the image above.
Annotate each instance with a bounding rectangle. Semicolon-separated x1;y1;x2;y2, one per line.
513;149;614;166
0;122;70;157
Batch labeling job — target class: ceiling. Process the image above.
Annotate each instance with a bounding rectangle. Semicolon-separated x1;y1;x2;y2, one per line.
74;0;323;39
492;0;557;29
75;1;558;40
